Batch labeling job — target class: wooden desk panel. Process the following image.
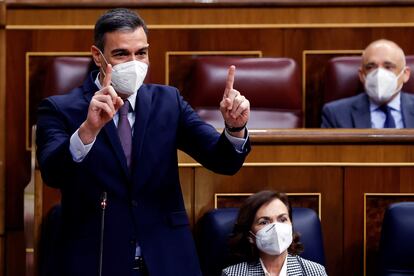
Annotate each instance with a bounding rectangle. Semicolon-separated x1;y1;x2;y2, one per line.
179;129;414;164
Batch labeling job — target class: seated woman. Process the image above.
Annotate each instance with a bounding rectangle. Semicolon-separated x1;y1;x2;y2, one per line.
222;190;327;276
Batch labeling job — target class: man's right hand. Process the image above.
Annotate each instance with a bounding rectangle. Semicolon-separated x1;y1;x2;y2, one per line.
79;64;124;144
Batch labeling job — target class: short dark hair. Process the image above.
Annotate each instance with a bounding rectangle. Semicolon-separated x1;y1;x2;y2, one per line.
227;190;304;264
94;8;148;51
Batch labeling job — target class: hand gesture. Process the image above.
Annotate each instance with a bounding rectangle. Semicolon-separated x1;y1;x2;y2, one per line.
79;64;124;144
219;65;250;135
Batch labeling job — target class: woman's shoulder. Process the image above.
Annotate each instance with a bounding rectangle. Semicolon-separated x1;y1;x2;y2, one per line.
222;261;263;276
287;255;328;276
222;262;249;276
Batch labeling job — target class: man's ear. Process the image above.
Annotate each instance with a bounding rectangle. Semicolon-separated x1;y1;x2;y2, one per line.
358;67;366;84
91;45;103;68
403;66;411;83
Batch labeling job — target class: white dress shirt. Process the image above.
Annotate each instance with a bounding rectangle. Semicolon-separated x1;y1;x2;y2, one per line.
259;256;288;276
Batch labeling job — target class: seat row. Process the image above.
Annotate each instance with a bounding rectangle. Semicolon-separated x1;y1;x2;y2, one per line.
32;55;414;129
39;202;414;276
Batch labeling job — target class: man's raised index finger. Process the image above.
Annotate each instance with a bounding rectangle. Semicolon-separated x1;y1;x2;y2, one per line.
224;65;236;97
103;64;112;87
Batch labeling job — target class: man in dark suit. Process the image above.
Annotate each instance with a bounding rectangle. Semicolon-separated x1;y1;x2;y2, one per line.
36;8;250;276
321;39;414;128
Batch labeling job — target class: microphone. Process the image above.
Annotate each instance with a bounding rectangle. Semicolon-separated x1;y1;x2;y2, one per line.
98;192;107;276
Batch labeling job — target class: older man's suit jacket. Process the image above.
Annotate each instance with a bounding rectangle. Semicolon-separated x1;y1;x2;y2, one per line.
222;255;327;276
321;92;414;128
36;72;250;276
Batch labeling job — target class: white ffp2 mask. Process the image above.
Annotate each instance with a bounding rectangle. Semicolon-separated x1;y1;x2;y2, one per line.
99;50;148;96
364;67;405;104
252;222;293;256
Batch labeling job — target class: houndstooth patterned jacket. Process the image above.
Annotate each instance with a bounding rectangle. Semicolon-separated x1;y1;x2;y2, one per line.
222;255;327;276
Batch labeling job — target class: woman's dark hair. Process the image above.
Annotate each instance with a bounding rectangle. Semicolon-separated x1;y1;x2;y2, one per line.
94;8;148;51
227;190;304;264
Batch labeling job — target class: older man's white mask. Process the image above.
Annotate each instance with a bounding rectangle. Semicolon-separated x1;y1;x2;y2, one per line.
364;67;405;104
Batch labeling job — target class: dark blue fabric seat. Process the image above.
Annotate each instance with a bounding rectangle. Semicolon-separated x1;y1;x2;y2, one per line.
379;202;414;276
197;207;325;276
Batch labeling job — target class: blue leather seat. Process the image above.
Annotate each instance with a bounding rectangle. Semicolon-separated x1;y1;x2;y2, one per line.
379;202;414;276
197;207;325;276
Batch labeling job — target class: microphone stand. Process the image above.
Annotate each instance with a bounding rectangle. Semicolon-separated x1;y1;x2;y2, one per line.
98;192;107;276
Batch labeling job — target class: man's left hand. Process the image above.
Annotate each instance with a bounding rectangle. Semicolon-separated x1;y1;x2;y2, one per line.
219;65;250;138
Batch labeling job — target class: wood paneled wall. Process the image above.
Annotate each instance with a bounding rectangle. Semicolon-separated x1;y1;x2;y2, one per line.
4;2;414;276
7;5;414;25
0;1;5;276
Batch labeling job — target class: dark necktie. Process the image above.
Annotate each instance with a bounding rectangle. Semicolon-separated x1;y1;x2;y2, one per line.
379;105;396;128
118;100;132;167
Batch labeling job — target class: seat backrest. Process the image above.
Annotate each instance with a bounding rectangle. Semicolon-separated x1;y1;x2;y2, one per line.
34;56;151;98
324;56;414;104
44;56;95;95
197;207;325;276
186;57;303;128
378;202;414;276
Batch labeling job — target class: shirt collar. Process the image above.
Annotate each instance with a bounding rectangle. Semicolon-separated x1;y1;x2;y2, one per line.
94;73;137;111
259;255;288;276
369;92;401;112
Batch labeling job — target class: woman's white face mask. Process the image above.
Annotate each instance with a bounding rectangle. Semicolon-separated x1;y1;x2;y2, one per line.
251;222;293;256
99;50;148;97
364;67;405;104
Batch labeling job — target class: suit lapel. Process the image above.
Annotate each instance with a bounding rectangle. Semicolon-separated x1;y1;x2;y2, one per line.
287;255;304;276
401;92;414;128
131;85;153;175
351;94;371;128
103;122;130;176
83;72;130;177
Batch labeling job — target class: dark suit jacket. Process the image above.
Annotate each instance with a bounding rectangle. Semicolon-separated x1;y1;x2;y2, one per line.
36;72;250;276
321;92;414;128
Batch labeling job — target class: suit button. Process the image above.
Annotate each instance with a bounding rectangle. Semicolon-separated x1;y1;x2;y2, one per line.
130;238;136;245
131;200;138;207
